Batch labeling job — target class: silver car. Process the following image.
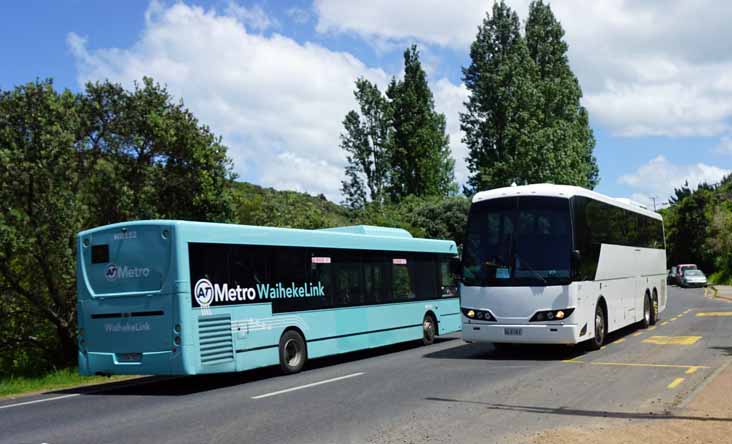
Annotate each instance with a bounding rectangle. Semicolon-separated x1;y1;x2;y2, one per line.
680;269;707;288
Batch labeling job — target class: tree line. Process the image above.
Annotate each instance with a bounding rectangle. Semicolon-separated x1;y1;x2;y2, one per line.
0;1;600;375
661;177;732;283
341;0;598;209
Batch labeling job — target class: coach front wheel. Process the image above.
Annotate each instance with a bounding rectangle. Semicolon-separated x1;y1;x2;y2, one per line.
587;303;606;351
279;330;307;374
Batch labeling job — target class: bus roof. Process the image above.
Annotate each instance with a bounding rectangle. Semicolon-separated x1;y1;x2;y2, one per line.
78;221;458;255
472;183;663;221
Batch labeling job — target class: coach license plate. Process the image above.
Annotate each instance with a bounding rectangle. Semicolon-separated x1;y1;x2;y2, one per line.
117;352;142;362
504;328;522;336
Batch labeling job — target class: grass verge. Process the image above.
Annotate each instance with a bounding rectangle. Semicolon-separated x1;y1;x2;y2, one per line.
0;368;135;398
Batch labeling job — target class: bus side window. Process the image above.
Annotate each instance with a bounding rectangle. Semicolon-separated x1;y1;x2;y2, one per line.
408;255;437;300
439;259;457;298
333;253;363;306
363;253;387;304
391;259;413;301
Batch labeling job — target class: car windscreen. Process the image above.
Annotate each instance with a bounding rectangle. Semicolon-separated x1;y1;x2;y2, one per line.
684;270;703;277
462;196;571;287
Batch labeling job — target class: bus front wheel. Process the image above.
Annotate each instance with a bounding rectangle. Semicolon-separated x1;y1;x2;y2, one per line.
279;330;307;374
422;314;437;346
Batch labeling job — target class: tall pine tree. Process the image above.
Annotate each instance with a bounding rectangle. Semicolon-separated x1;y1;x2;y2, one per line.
461;1;600;194
460;1;541;194
340;79;391;209
387;45;455;200
525;0;598;188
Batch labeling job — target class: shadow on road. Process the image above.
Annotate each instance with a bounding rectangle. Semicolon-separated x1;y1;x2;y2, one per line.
423;322;644;362
709;346;732;357
424;397;732;422
52;337;459;398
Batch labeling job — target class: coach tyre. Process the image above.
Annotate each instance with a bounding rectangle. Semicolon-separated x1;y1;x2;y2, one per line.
640;292;651;328
279;330;307;374
588;302;606;351
422;314;436;346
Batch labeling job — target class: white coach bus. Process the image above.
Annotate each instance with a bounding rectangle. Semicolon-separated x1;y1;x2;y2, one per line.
460;184;666;350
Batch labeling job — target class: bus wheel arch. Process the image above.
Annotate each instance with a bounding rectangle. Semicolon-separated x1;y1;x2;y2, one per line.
278;327;308;374
422;312;437;345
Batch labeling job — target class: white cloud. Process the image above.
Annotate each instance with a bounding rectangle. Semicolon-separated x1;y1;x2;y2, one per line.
286;7;311;25
68;2;388;200
315;0;732;138
225;2;275;32
314;0;490;49
618;155;730;205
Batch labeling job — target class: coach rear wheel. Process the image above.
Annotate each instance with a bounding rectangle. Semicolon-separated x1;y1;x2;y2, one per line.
641;293;651;328
588;303;606;351
422;314;436;346
650;291;659;325
279;330;307;374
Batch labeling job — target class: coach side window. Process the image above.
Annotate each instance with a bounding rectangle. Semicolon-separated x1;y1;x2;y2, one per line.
188;243;229;284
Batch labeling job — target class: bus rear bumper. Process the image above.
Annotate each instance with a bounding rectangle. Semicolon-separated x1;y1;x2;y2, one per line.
462;322;580;344
79;350;185;376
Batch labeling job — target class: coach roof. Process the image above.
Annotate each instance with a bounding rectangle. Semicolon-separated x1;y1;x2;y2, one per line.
472;183;662;221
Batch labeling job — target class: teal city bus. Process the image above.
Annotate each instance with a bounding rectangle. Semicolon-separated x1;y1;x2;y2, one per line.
76;221;460;375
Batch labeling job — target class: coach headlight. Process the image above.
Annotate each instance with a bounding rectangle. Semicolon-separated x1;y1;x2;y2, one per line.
530;308;575;322
462;308;496;321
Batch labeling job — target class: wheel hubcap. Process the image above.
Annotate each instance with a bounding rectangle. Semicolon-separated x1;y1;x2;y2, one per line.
284;339;301;367
644;297;650;322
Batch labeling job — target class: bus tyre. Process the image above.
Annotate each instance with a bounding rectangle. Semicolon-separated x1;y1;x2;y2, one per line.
588;303;606;351
422;314;436;346
279;330;307;374
640;293;651;329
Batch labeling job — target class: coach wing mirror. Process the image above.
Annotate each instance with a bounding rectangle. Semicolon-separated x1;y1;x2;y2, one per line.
571;250;582;266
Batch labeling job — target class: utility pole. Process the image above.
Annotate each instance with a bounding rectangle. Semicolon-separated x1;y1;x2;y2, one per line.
650;196;657;211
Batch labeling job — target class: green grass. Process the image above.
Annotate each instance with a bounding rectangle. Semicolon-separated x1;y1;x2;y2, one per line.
0;368;134;398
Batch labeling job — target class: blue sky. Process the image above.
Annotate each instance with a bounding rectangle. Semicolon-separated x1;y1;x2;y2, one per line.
2;1;731;207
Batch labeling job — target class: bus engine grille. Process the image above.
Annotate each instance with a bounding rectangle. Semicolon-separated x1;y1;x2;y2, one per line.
198;315;234;366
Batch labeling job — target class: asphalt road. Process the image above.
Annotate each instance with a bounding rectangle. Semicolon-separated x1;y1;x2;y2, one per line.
2;286;731;444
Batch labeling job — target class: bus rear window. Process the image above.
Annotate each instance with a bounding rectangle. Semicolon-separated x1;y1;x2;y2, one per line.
91;244;109;264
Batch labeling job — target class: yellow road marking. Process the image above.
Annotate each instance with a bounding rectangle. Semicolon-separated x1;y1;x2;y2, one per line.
671;317;679;321
563;360;709;371
648;326;657;331
614;338;626;344
686;366;701;375
643;336;702;345
696;312;732;317
668;377;685;389
632;332;642;337
661;321;670;326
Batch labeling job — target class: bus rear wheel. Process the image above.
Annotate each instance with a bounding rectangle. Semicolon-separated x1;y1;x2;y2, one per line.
422;314;436;346
587;303;606;351
279;330;307;374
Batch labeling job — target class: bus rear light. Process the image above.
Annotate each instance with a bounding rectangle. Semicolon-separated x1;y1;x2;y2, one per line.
461;307;496;321
174;324;181;333
174;336;181;346
530;308;575;322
